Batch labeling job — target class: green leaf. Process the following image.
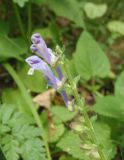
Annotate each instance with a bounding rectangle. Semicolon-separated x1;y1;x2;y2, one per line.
57;124;116;160
74;31;110;80
0;104;47;160
107;20;124;35
13;124;41;141
51;106;77;123
84;2;107;19
2;88;29;113
12;0;29;7
18;63;46;93
49;124;65;143
0;147;6;160
21;138;47;160
93;122;116;159
0;34;25;61
1;135;20;160
57;131;88;160
115;70;124;99
93;95;124;120
47;0;84;27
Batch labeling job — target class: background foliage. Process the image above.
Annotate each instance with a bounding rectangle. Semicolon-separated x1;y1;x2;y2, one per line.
0;0;124;160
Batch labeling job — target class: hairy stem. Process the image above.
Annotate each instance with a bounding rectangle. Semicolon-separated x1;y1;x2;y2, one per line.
63;59;107;160
3;63;51;160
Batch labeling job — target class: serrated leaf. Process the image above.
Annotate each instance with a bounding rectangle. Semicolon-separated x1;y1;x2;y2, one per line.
107;20;124;35
74;31;110;80
0;104;47;160
115;70;124;99
47;0;84;27
19;63;46;93
13;124;41;141
0;34;25;61
57;131;88;160
12;0;29;7
1;135;20;160
0;105;15;125
51;106;77;123
93;122;116;159
21;138;47;160
84;2;107;19
93;95;124;120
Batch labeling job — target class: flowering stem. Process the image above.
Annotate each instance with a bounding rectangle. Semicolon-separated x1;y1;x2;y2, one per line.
3;63;52;160
63;59;107;160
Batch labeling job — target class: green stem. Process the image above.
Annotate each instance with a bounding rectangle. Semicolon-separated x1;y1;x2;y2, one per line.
28;0;32;41
63;60;107;160
13;3;28;44
3;63;51;160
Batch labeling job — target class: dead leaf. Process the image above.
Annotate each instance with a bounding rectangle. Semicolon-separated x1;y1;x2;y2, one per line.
33;89;56;109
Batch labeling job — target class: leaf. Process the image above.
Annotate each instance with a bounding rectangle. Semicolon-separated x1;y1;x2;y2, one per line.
0;34;25;61
84;2;107;19
12;0;29;7
57;131;88;160
1;135;20;160
93;122;116;159
49;124;65;143
0;147;6;160
0;104;47;160
2;88;29;113
21;138;47;160
13;124;41;141
51;106;77;123
19;63;46;93
74;31;110;80
107;20;124;35
47;0;84;27
115;70;124;99
93;95;124;120
57;125;116;160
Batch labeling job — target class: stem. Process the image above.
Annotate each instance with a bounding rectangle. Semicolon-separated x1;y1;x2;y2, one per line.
3;63;51;160
63;60;107;160
28;0;32;41
13;3;28;44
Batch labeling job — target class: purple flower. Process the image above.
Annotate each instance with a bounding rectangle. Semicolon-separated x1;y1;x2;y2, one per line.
26;55;70;107
26;33;70;108
31;33;64;81
26;55;63;90
31;33;57;65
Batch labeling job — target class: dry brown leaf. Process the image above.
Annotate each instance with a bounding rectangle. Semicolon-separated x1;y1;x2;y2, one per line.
33;89;56;109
